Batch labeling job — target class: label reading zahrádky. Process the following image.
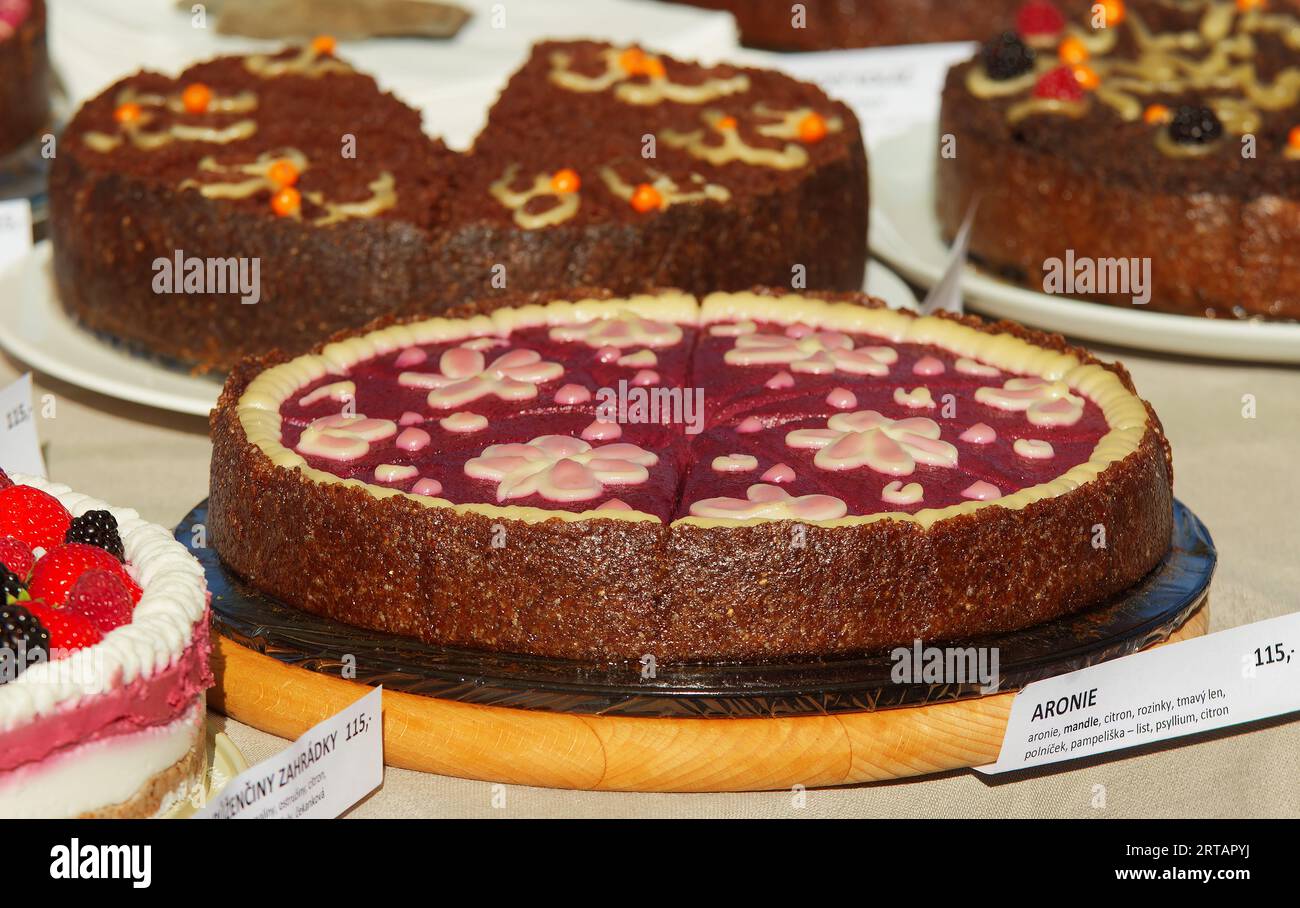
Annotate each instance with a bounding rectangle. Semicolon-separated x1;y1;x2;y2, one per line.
198;686;383;818
978;611;1300;774
0;373;46;477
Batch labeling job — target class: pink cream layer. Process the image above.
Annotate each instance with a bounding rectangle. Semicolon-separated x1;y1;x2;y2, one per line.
0;610;213;774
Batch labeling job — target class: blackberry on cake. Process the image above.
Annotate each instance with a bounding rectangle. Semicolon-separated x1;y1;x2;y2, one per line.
64;509;125;561
938;0;1300;321
0;603;49;683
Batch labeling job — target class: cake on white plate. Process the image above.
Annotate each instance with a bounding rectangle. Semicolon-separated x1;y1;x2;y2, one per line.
0;469;211;818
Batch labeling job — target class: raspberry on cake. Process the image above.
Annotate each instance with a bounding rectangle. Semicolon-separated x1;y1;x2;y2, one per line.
51;39;868;372
938;0;1300;321
0;472;211;819
0;0;49;157
209;288;1174;663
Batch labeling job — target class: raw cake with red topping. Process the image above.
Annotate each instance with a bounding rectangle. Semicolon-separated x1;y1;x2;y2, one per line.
0;0;50;156
50;39;867;371
0;472;211;818
210;289;1173;663
938;0;1300;321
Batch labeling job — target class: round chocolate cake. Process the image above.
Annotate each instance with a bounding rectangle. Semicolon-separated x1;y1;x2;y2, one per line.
209;288;1173;663
938;0;1300;321
0;0;50;157
50;40;867;372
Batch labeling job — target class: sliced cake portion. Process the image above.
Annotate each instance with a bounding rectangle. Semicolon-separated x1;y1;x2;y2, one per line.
210;289;1173;662
438;40;868;299
0;471;211;818
51;40;455;370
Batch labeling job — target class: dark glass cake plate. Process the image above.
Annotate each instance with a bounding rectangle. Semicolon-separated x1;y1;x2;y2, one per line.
179;499;1214;719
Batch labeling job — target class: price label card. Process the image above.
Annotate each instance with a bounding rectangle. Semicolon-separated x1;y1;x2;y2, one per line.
198;686;383;819
770;43;975;140
979;611;1300;774
0;198;33;276
0;373;46;477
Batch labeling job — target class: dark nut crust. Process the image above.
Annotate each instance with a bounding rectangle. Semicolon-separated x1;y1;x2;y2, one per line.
209;290;1174;663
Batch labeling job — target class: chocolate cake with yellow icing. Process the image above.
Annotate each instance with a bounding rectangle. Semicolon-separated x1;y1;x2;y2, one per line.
938;0;1300;321
209;288;1174;662
50;40;868;372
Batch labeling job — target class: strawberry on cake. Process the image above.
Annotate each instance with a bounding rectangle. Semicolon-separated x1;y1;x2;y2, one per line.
210;289;1174;663
0;470;210;819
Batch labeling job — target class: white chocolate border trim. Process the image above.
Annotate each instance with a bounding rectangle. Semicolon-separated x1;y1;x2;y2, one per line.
0;476;209;733
237;291;1151;531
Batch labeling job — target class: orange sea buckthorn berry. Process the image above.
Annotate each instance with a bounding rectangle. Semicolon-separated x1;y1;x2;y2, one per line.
1237;0;1267;12
1288;125;1300;149
642;56;666;79
550;168;581;194
1072;64;1101;91
311;34;337;55
630;183;663;213
715;115;738;131
113;102;142;124
271;186;302;217
619;47;649;74
798;112;829;143
180;82;212;114
1144;103;1172;125
1096;0;1125;26
267;159;300;189
1058;36;1089;66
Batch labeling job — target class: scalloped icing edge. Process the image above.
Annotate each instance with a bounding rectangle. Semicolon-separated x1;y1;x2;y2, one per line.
237;290;1151;531
0;476;209;733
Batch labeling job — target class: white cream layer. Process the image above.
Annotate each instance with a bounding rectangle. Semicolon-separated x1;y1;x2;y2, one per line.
0;697;204;819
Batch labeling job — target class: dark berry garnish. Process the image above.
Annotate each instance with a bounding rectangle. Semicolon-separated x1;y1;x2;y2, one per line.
0;469;12;491
1;566;25;601
64;510;124;561
1168;105;1223;145
0;603;50;684
981;32;1036;81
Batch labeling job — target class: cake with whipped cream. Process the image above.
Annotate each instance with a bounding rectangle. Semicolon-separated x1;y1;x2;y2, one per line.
51;39;867;372
0;471;210;818
210;288;1173;663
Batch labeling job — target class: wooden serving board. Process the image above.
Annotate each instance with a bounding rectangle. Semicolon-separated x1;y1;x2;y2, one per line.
209;605;1208;792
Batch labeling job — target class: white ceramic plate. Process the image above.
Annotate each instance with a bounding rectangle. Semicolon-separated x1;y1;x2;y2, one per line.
0;242;918;417
869;121;1300;363
161;728;250;820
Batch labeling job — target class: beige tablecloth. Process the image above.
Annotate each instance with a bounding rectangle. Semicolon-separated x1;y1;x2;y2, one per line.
3;326;1298;819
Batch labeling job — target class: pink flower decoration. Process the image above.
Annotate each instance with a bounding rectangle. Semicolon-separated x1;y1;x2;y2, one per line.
464;435;658;503
786;411;958;476
399;345;564;410
725;331;897;377
689;484;847;521
974;378;1083;427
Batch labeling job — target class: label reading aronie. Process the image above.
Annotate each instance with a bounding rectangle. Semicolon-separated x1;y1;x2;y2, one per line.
978;611;1300;773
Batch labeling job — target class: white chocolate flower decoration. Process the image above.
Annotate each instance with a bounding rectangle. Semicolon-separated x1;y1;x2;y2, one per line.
975;378;1084;427
725;331;897;377
296;414;397;462
689;484;847;521
399;346;564;410
549;313;683;349
464;435;659;503
786;411;958;476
